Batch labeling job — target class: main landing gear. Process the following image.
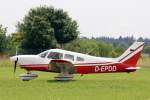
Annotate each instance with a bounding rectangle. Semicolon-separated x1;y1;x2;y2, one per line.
54;73;73;81
54;66;73;81
19;71;38;81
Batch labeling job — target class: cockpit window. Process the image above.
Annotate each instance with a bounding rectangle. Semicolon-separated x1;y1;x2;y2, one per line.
47;52;63;59
39;51;48;58
77;56;84;61
64;54;74;61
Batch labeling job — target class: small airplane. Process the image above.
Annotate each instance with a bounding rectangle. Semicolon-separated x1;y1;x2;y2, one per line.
10;42;144;81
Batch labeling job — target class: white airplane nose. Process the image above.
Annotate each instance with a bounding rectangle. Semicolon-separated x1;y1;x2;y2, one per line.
10;56;17;62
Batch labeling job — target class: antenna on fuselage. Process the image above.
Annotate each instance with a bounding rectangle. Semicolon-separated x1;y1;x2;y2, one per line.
86;48;96;55
16;46;18;55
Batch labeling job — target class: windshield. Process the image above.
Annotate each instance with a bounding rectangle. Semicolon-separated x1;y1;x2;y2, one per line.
47;52;63;59
39;51;49;58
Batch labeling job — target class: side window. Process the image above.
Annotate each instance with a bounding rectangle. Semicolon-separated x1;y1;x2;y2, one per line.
47;52;63;59
77;56;84;61
64;54;74;61
39;51;48;58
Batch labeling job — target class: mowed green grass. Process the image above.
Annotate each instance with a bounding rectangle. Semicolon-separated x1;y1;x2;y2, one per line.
0;58;150;100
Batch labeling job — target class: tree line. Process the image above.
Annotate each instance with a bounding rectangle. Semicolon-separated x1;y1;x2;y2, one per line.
0;6;150;57
95;36;150;56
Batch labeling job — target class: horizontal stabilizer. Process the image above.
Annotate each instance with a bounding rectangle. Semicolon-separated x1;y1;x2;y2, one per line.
125;67;141;70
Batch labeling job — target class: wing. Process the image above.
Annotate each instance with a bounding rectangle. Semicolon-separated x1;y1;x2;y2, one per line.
49;59;75;74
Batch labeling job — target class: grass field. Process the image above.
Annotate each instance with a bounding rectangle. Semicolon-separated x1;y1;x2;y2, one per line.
0;56;150;100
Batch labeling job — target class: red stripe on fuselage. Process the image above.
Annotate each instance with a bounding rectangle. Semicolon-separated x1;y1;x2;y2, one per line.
21;64;49;71
20;62;135;74
75;63;135;74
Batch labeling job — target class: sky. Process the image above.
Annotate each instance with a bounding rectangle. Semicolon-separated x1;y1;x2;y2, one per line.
0;0;150;38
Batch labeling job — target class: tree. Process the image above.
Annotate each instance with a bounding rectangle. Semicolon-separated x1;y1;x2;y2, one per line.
113;43;126;56
53;9;79;47
0;25;7;53
63;38;114;57
6;33;22;55
17;6;79;53
63;38;98;55
143;46;150;57
137;37;144;42
96;42;113;57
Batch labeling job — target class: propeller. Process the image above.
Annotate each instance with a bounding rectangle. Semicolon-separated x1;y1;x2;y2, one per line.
14;57;18;73
14;47;18;73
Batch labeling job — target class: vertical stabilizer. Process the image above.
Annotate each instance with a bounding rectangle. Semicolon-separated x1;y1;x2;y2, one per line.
116;42;144;66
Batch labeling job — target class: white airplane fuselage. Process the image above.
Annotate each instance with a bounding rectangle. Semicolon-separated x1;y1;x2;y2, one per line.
10;42;144;74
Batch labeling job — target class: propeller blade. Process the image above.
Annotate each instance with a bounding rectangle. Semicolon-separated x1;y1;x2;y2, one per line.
14;57;18;73
14;46;18;73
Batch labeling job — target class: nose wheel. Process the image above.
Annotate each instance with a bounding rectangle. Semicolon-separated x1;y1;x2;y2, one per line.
19;72;38;81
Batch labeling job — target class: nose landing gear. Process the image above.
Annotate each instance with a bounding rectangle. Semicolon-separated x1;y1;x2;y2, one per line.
19;72;38;81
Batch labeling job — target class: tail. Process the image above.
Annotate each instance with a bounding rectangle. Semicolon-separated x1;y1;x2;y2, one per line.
116;42;144;66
